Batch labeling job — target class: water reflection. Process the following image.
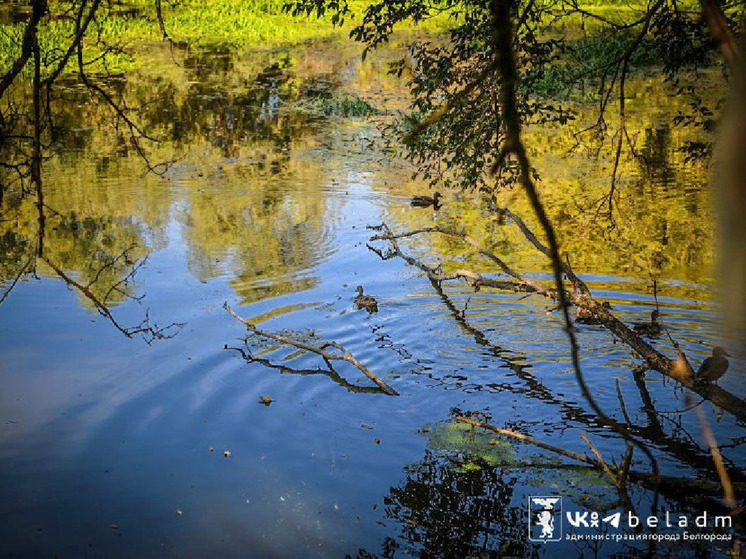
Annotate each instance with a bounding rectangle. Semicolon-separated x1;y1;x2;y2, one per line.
1;40;718;293
0;42;357;304
0;37;742;559
0;2;30;25
355;445;736;558
380;450;536;558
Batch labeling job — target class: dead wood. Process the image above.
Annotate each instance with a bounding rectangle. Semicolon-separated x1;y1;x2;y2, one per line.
368;220;746;423
225;344;386;395
581;432;620;488
430;278;745;482
457;415;746;498
224;303;398;396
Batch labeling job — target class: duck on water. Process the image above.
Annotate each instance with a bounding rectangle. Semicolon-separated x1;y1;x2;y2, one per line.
411;192;442;209
633;309;663;337
354;286;378;313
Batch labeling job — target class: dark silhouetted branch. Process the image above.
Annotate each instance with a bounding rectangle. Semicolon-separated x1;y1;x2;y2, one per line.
225;344;388;395
224;303;398;395
457;415;746;498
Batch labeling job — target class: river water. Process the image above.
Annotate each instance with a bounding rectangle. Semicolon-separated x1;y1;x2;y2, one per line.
0;37;743;557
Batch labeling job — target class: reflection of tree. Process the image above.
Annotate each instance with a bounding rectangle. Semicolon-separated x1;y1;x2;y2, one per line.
0;0;181;340
355;445;731;558
383;102;715;286
637;126;676;188
3;37;362;312
1;188;148;294
136;48;333;158
184;176;327;303
182;114;347;302
0;230;29;281
0;191;180;341
357;450;539;559
0;18;362;321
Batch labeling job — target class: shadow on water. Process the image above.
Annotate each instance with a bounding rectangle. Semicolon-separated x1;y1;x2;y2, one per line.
351;446;737;558
0;38;744;558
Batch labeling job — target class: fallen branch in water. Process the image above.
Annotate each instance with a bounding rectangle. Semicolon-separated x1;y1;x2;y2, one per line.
225;344;387;395
432;277;743;483
581;432;620;488
369;224;550;296
457;415;746;498
223;303;398;396
458;414;596;465
368;221;746;423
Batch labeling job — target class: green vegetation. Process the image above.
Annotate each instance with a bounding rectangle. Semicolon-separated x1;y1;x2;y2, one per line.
528;34;668;101
422;421;516;469
121;0;351;45
308;95;380;117
0;1;452;81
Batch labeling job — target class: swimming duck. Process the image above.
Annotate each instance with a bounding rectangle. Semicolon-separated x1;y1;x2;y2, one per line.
633;309;663;337
411;192;442;208
354;285;378;313
696;346;730;383
575;301;612;324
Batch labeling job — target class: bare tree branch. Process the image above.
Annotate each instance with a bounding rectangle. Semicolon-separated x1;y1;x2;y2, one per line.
456;414;746;497
225;344;389;395
224;303;398;395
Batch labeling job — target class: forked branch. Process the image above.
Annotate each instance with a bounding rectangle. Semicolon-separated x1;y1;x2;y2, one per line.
224;303;398;396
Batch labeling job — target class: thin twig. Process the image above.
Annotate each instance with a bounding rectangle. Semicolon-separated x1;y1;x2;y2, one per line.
581;432;620;487
616;378;633;426
0;256;34;305
457;415;596;465
225;344;384;395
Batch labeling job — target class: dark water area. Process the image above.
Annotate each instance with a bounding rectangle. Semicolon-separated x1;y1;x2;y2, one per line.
0;38;744;558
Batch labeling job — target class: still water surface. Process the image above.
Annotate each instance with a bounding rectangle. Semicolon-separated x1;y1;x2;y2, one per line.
0;38;743;557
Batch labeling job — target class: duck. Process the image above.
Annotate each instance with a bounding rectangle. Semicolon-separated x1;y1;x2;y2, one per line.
670;350;695;381
633;309;663;337
411;192;442;209
696;346;730;383
354;285;378;313
575;301;611;324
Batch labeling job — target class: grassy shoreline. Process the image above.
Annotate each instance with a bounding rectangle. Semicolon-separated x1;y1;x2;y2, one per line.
0;0;452;76
0;1;705;84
